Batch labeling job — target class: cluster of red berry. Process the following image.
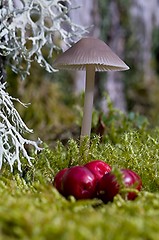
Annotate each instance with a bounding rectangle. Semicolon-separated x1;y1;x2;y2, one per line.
53;160;142;203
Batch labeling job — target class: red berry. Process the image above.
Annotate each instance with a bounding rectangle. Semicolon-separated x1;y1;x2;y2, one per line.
97;171;120;203
53;168;68;194
97;169;142;203
84;160;111;183
62;166;96;200
121;169;142;200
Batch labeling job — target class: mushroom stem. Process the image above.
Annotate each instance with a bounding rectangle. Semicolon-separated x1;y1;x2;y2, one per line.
80;65;95;141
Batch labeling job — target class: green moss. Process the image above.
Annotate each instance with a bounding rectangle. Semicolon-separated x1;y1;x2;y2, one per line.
1;125;159;239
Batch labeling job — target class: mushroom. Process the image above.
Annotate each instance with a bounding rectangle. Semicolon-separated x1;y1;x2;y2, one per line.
53;37;129;142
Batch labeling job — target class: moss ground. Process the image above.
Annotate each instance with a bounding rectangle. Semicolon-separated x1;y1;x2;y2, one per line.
1;126;159;239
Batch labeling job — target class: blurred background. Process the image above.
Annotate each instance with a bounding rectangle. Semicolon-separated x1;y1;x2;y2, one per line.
7;0;159;146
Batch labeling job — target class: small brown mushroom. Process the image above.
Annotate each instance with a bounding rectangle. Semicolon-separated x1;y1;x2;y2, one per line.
53;37;129;142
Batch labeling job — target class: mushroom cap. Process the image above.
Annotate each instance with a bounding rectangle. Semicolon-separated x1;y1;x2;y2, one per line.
53;37;129;72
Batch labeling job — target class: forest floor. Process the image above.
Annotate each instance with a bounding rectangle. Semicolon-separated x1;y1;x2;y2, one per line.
1;125;159;239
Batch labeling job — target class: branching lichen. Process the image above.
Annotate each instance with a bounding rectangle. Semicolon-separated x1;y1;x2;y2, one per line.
0;0;86;78
0;83;42;171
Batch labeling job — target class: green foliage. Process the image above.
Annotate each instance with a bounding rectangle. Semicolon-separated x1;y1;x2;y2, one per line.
6;62;77;146
91;94;149;144
1;125;159;239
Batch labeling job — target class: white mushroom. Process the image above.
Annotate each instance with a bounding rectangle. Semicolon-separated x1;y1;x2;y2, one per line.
53;37;129;142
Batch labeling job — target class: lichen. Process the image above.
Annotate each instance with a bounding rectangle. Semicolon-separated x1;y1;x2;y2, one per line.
0;0;86;78
0;83;41;172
